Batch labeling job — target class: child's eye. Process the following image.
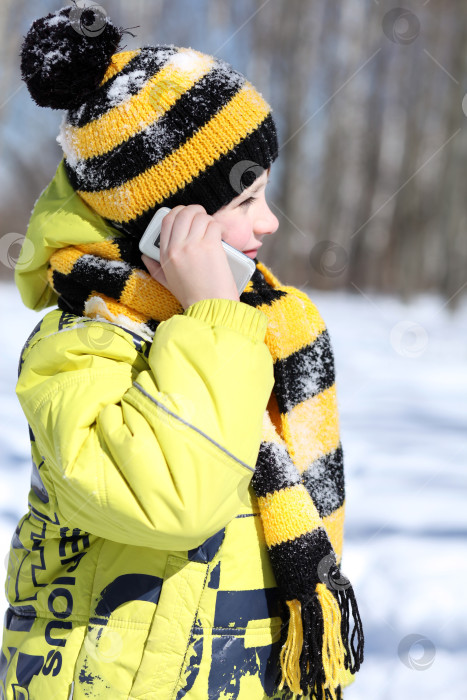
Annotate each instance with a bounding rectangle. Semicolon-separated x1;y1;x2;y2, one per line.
240;196;257;208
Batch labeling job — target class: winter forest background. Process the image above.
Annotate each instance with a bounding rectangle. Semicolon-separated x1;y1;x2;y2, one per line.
1;1;466;699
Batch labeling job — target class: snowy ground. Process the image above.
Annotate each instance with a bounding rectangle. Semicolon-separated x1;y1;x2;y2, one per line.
1;282;466;700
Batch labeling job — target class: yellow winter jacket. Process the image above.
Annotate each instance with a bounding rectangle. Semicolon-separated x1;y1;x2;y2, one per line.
1;162;295;699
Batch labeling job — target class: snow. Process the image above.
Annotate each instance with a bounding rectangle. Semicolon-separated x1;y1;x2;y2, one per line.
43;13;67;29
57;115;80;171
305;288;467;699
262;440;301;486
1;282;466;699
305;456;343;514
106;69;147;106
167;48;205;72
43;48;71;70
30;11;73;77
84;295;155;341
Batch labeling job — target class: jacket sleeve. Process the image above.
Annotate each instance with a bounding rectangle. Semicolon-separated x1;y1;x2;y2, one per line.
16;298;275;550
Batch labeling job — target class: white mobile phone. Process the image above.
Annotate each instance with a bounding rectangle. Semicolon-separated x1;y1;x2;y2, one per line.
139;207;256;295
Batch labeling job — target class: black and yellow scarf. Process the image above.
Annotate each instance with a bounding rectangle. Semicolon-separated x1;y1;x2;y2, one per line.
48;237;364;699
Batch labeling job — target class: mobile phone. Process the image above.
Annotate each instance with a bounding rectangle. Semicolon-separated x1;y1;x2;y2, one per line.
139;207;256;295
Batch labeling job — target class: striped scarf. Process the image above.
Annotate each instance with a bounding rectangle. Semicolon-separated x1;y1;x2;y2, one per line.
48;238;364;699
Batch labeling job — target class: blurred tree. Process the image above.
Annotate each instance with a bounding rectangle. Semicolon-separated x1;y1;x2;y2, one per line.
435;7;467;310
0;0;23;165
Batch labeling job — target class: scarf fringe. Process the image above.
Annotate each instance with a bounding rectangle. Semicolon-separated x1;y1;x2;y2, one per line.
335;580;365;673
278;581;364;698
278;600;303;697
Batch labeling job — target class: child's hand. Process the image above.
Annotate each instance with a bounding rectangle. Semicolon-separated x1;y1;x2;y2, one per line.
141;204;240;310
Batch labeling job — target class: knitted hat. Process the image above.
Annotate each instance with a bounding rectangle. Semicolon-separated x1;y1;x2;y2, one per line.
20;4;279;239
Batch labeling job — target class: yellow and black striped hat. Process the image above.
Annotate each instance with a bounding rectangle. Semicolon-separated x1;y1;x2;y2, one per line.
20;4;279;238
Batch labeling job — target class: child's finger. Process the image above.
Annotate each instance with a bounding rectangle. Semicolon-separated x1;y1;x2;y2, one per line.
141;254;167;287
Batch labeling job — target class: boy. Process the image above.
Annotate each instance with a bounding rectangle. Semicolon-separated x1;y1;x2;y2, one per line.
1;5;363;699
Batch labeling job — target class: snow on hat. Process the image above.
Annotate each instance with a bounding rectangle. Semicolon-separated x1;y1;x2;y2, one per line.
20;3;279;239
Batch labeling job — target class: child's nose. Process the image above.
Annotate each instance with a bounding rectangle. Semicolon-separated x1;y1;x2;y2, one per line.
255;205;279;236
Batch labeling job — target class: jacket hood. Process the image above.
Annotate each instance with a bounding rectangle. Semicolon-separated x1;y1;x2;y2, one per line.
15;159;123;311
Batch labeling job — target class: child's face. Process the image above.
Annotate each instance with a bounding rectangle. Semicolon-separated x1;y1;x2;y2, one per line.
211;167;279;258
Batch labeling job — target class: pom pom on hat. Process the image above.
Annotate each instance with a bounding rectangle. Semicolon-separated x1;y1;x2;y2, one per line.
20;3;124;111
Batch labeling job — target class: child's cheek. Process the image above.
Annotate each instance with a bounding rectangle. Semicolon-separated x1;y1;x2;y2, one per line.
221;220;250;250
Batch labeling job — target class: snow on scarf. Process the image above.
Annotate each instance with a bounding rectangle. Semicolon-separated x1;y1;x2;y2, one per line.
48;238;364;699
